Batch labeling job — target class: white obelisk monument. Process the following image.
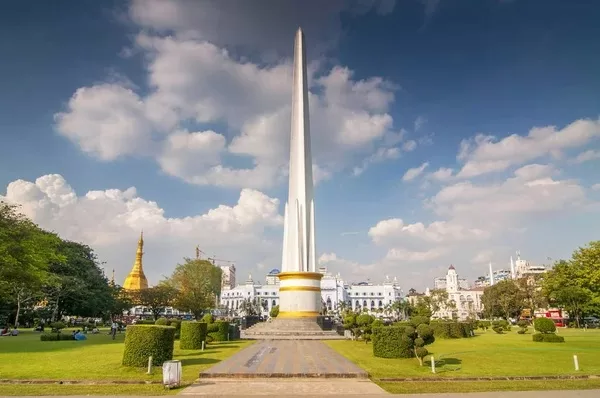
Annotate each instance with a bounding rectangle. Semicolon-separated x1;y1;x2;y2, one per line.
278;28;322;319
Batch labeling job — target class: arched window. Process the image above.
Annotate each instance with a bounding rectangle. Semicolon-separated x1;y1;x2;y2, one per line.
378;300;383;307
272;300;276;306
363;300;367;307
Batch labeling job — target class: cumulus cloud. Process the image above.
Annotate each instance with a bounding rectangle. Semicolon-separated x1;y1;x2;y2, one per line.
572;149;600;164
402;162;429;181
369;218;489;245
1;174;283;284
56;32;405;189
456;118;600;178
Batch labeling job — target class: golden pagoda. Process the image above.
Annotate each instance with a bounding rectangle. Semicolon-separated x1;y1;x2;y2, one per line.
123;231;149;290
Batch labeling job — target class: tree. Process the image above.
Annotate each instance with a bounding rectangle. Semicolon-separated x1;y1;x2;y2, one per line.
481;280;524;320
388;300;411;320
0;202;64;327
412;298;433;318
165;258;222;320
269;305;279;318
131;285;177;320
239;298;260;316
44;241;113;321
550;286;592;328
107;285;134;319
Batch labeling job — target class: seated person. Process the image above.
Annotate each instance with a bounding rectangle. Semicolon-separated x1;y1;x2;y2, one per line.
10;329;19;336
74;330;87;341
91;327;99;334
0;327;9;336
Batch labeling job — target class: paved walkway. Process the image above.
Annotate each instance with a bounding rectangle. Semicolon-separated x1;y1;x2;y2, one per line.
198;340;367;378
180;378;387;395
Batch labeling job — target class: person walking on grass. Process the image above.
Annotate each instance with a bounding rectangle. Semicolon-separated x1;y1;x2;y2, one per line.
111;321;118;340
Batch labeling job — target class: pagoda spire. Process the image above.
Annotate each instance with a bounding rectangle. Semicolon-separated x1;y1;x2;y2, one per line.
123;230;149;290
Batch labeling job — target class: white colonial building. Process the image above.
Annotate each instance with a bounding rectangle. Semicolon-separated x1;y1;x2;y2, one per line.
426;265;485;321
219;268;405;317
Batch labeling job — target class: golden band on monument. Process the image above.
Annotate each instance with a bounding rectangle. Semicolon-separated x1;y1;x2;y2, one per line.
279;286;321;292
278;311;320;318
277;272;323;281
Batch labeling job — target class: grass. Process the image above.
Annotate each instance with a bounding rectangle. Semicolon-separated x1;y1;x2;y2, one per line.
326;328;600;394
0;328;253;395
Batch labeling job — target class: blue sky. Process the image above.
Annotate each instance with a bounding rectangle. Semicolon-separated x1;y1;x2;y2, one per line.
1;0;599;290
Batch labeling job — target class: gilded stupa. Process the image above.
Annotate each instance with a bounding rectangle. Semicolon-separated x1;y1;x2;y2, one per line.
123;231;149;290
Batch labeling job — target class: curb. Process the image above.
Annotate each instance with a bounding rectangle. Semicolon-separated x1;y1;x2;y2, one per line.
378;375;600;382
0;379;162;385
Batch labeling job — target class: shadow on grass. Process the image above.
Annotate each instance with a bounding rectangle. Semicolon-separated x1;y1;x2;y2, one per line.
426;357;462;373
180;358;220;366
0;331;128;353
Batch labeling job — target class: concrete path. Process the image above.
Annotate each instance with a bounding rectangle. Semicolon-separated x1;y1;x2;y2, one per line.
198;340;367;378
180;378;387;395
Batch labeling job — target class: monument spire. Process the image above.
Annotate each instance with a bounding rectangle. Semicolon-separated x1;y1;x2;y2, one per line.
282;27;316;273
276;28;323;320
123;231;149;290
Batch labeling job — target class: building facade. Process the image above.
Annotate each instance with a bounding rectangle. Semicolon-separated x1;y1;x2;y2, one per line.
219;269;405;317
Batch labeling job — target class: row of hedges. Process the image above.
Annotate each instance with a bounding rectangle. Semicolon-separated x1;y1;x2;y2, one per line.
40;333;75;341
429;321;473;339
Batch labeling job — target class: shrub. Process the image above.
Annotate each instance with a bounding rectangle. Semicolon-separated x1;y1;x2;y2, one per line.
478;320;491;331
517;329;526;334
269;305;279;318
532;332;564;343
517;320;529;328
492;326;504;334
373;327;413;358
122;325;175;367
430;322;470;338
40;333;75;341
179;321;207;350
201;313;214;324
534;317;556;334
49;322;66;331
168;319;181;332
373;320;435;366
135;319;154;325
409;316;430;327
155;317;169;326
207;321;229;342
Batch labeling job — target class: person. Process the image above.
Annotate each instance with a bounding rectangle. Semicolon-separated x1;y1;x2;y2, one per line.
91;326;99;334
1;327;9;336
74;330;87;341
111;321;118;340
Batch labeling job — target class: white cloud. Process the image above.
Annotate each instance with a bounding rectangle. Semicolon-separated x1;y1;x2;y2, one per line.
572;149;600;164
384;247;446;262
1;174;283;284
427;167;454;182
402;162;429;182
317;252;377;280
592;184;600;191
369;218;489;245
456;118;600;178
56;33;404;189
54;84;154;161
429;164;588;226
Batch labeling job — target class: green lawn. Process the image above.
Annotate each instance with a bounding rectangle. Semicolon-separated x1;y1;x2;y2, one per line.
326;328;600;394
0;328;253;395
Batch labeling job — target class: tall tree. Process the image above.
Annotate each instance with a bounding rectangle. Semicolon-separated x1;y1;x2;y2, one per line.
44;241;113;321
164;258;222;320
551;286;592;328
0;202;64;326
481;280;524;320
131;285;178;320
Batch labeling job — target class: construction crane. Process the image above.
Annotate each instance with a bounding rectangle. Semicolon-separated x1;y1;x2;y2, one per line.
195;246;235;267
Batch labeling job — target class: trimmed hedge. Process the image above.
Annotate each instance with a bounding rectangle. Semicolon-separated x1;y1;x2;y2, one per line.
207;321;230;342
135;319;155;325
40;333;75;341
122;325;176;367
155;317;169;326
373;326;413;358
430;321;472;338
180;321;207;349
533;332;564;343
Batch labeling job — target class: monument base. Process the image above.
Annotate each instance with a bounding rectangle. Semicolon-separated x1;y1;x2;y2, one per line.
241;317;343;340
277;271;323;319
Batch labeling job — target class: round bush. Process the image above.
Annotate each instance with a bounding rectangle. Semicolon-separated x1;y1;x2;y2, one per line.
122;325;175;367
180;321;207;350
409;316;430;327
201;313;214;324
155;317;169;326
534;317;556;333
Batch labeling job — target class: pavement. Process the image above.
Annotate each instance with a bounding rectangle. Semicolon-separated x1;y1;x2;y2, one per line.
198;340;367;378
